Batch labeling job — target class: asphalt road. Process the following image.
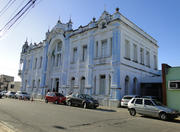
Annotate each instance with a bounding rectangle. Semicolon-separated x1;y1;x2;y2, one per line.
0;98;180;132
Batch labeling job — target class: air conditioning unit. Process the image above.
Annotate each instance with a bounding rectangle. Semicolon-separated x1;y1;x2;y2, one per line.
168;80;180;89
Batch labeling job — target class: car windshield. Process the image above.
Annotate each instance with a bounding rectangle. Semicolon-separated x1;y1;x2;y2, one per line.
83;94;93;99
55;93;64;97
123;96;133;99
152;100;162;106
22;92;28;94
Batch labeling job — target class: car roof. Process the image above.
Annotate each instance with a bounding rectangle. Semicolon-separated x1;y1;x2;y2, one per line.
123;95;140;97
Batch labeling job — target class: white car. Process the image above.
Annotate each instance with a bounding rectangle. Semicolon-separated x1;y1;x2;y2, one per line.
15;91;30;100
120;95;140;107
5;91;16;98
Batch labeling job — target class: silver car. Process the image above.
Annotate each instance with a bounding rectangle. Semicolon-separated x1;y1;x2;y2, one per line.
128;98;179;120
120;95;140;107
5;91;16;98
15;91;30;100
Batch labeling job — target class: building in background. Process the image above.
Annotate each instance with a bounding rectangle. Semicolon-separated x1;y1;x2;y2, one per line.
19;8;160;107
7;81;21;92
0;74;14;91
162;64;180;111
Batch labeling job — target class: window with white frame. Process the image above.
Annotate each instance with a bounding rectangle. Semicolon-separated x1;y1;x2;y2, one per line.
133;44;137;62
57;42;62;51
146;51;150;67
125;39;130;59
73;48;77;63
82;45;87;61
99;75;106;95
39;56;42;68
56;42;63;67
27;59;30;70
154;55;157;69
95;41;98;58
101;39;107;58
140;48;144;64
168;80;180;89
37;79;40;89
32;80;35;89
34;58;37;69
110;37;112;56
56;54;60;66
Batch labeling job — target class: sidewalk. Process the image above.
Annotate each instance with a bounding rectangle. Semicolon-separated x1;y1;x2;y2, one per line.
0;122;14;132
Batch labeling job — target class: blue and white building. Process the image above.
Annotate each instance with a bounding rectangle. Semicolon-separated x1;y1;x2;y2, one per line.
19;8;160;107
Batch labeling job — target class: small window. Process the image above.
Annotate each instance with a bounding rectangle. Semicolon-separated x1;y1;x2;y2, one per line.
10;84;14;89
123;96;133;100
144;100;154;106
101;22;106;29
135;99;143;105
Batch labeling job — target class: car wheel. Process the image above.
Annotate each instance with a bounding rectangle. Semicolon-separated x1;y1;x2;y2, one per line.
93;106;97;109
129;109;136;116
67;101;72;106
45;99;48;103
160;112;167;121
83;103;87;109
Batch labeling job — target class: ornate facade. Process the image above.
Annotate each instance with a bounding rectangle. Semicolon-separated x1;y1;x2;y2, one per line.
19;8;160;107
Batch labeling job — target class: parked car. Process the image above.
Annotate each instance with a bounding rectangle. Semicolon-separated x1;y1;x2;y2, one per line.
66;93;99;109
45;92;66;104
1;91;7;96
120;95;141;107
5;91;16;98
128;98;179;120
15;91;30;100
142;96;159;100
0;92;2;98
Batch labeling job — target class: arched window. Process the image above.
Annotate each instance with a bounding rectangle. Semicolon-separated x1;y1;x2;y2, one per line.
51;40;63;67
125;76;129;95
133;78;137;94
80;77;85;94
70;77;75;92
94;76;96;95
108;75;111;95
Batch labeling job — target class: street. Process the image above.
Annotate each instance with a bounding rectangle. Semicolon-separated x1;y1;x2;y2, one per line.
0;98;180;132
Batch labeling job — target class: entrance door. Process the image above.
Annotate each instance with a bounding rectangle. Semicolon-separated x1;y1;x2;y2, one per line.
80;77;85;94
55;78;59;93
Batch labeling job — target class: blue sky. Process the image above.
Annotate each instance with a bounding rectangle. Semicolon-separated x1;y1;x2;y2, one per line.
0;0;180;81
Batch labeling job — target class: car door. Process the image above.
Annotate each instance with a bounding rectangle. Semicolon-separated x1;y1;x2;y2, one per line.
77;94;84;106
48;92;54;102
144;99;155;116
134;99;144;114
51;93;56;102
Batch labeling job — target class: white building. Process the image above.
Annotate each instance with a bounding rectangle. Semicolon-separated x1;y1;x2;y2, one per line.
19;8;160;107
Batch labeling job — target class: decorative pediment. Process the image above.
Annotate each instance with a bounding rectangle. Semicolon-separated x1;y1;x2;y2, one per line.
97;11;112;29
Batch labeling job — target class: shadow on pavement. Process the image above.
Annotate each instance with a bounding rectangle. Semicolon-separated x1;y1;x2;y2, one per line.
140;115;180;123
53;125;67;130
94;108;116;112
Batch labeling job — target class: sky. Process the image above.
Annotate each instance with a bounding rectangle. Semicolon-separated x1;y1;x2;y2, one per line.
0;0;180;81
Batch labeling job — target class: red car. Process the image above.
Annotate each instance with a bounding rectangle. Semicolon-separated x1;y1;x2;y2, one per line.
45;92;66;104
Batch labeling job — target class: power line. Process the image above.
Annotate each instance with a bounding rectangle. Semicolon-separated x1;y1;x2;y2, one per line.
1;0;35;32
12;0;43;31
6;1;36;32
0;0;43;37
8;0;27;20
0;0;16;17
